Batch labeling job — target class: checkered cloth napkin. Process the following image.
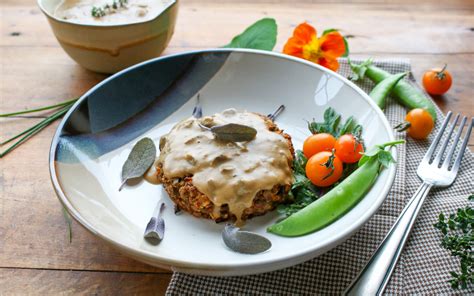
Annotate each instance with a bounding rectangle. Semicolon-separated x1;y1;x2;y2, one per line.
166;59;473;294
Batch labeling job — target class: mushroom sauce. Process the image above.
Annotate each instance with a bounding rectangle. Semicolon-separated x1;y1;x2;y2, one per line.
158;109;294;222
53;0;173;25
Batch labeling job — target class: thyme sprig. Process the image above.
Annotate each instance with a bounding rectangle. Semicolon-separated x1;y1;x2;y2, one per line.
0;98;78;158
434;195;474;290
91;0;128;18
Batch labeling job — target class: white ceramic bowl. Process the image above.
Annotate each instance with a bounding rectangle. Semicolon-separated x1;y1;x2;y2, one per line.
50;49;396;276
38;0;178;74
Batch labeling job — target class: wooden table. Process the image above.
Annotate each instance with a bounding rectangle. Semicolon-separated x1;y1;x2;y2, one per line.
1;0;473;294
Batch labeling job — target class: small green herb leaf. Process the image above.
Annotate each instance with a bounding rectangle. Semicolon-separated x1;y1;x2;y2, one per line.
224;18;277;50
120;137;156;191
378;150;395;168
210;123;257;142
222;224;271;254
339;116;356;136
308;107;362;138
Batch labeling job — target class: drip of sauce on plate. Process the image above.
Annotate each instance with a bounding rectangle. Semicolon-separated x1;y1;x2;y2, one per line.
53;0;173;25
158;109;293;223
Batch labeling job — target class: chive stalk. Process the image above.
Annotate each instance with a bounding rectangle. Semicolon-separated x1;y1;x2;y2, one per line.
0;98;77;117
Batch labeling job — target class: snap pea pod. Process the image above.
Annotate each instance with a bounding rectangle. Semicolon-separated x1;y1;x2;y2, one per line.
350;59;437;121
268;140;404;237
369;72;407;110
267;157;380;237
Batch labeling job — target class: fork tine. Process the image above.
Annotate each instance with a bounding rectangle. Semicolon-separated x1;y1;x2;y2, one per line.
442;116;467;169
433;114;460;166
450;117;473;174
423;111;452;162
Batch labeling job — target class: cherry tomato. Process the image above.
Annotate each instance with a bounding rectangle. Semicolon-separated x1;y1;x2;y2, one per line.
334;134;364;164
422;65;452;95
305;151;343;187
405;108;434;139
303;133;336;159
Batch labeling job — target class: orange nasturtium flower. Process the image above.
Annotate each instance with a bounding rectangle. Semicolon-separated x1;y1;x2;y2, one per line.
283;22;347;71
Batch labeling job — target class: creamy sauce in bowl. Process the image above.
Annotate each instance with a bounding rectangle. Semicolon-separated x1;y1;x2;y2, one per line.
53;0;174;25
158;109;294;222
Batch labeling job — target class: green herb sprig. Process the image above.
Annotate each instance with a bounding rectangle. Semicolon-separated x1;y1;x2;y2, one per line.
0;98;77;158
308;107;363;139
91;0;128;18
434;195;473;290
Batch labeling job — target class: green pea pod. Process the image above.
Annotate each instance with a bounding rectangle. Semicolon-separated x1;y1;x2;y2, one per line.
369;72;407;110
349;59;437;121
267;157;380;237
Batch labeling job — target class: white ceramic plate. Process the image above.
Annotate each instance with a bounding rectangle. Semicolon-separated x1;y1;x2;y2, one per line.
50;49;396;276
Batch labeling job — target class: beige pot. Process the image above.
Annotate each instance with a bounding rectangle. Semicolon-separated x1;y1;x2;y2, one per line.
38;0;178;74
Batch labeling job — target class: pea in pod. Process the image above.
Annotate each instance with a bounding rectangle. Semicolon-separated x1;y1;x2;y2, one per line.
267;141;403;237
369;72;407;110
349;59;437;121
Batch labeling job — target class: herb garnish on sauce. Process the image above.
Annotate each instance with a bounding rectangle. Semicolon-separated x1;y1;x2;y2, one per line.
91;0;128;18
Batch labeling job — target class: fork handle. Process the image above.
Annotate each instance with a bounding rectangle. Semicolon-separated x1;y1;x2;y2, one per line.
344;182;433;295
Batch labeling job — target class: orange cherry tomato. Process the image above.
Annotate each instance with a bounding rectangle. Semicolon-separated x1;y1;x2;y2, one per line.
305;151;343;187
334;134;364;164
405;108;434;139
422;65;452;95
303;133;336;159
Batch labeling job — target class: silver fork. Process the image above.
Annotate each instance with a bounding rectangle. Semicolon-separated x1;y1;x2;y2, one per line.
345;112;473;295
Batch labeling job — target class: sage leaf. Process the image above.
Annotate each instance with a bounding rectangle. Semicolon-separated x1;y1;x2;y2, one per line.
222;224;271;254
144;202;165;245
224;18;277;50
211;123;257;142
119;137;156;191
192;94;202;118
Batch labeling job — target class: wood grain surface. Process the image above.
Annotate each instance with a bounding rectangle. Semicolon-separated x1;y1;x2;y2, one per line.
1;0;473;294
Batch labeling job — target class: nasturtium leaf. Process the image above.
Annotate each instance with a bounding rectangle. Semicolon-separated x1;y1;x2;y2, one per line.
224;18;277;50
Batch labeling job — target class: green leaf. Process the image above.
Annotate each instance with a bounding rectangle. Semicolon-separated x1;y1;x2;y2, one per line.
342;36;350;57
322;28;338;35
224;18;277;50
223;224;271;254
120;137;157;191
378;150;395;168
348;58;373;81
339;116;356;136
210;123;257;142
364;146;381;157
293;150;308;175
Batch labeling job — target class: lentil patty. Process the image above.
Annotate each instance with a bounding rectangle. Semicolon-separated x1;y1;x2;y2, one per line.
155;114;294;222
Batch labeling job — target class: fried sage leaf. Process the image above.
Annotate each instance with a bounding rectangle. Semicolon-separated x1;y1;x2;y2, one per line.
222;224;271;254
119;137;156;191
192;94;203;118
210;123;257;142
144;202;165;245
